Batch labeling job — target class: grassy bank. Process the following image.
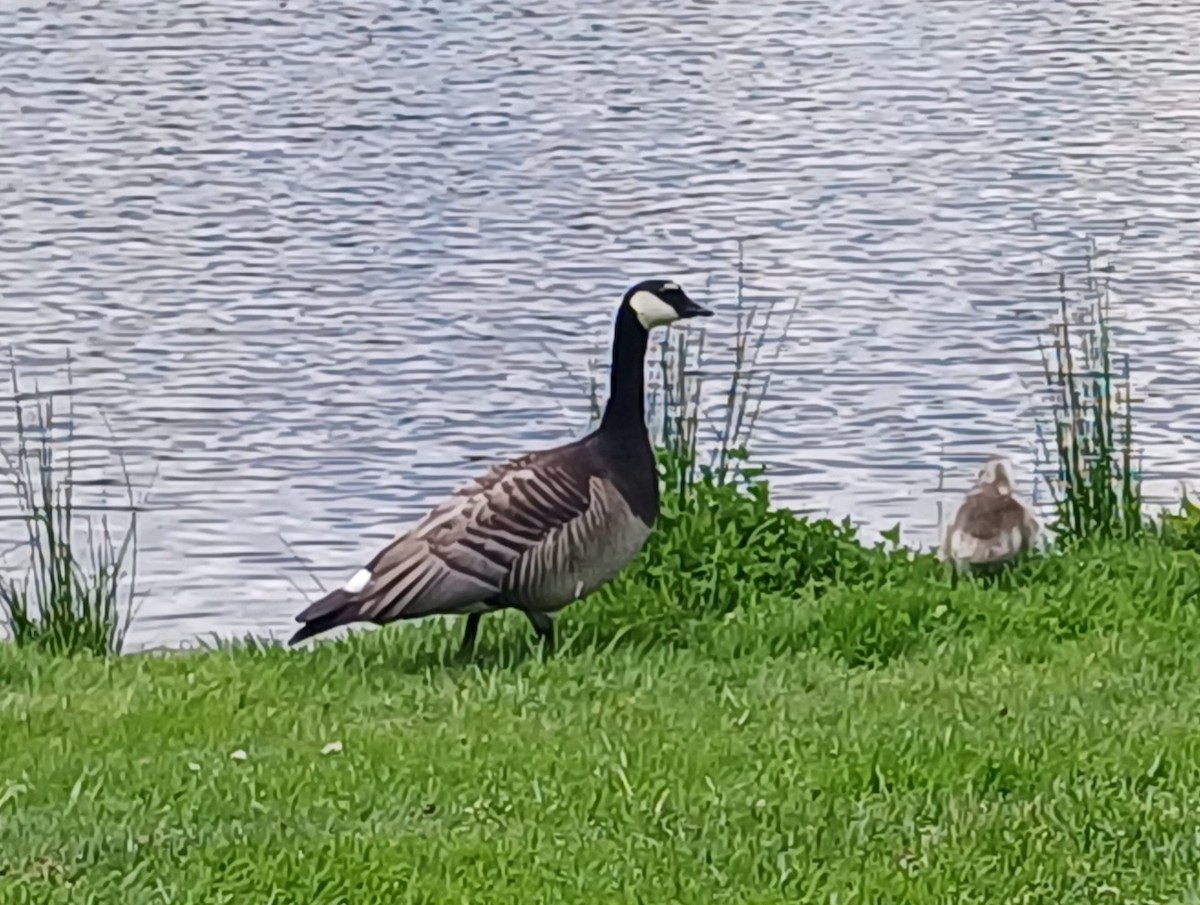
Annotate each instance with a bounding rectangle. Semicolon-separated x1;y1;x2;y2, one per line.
4;542;1200;903
6;263;1200;902
5;469;1200;902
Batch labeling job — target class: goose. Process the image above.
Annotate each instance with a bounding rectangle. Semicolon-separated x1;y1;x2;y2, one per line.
288;279;713;653
939;457;1039;573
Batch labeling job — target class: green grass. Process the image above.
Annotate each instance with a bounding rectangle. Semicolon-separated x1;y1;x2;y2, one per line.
6;256;1200;901
1162;494;1200;553
4;539;1200;903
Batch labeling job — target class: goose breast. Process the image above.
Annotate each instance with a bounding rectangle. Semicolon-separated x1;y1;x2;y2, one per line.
496;474;652;612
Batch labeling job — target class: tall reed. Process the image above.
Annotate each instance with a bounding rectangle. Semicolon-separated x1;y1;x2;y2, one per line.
1038;258;1144;544
0;363;140;655
651;243;798;499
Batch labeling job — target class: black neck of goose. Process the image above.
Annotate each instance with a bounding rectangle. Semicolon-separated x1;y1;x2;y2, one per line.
598;305;650;440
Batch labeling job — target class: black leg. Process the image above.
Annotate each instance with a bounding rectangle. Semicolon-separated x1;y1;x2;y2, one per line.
525;611;556;657
459;613;482;657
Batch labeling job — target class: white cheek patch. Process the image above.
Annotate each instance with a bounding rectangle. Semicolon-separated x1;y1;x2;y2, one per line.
343;568;372;594
630;290;679;329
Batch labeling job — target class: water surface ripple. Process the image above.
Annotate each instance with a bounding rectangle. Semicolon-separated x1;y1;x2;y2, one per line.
3;0;1199;647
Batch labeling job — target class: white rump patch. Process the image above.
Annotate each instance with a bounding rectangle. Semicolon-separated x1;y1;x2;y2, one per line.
343;568;372;594
630;290;679;329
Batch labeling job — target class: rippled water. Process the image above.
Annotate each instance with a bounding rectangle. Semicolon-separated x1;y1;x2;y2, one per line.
3;0;1200;648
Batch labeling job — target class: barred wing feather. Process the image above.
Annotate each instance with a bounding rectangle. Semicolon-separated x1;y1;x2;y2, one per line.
346;456;595;623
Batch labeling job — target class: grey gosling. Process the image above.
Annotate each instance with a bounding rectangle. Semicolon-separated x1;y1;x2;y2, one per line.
940;457;1039;575
289;279;713;653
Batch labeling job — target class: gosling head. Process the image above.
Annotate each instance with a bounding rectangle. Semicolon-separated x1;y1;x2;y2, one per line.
977;457;1015;495
624;279;713;330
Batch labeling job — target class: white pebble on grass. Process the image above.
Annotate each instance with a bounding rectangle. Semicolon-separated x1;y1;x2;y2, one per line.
321;741;344;756
230;749;248;762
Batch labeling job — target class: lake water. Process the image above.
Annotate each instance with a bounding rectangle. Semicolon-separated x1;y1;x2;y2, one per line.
3;0;1200;649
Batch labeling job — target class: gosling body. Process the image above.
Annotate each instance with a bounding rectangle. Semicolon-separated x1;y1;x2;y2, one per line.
940;458;1039;572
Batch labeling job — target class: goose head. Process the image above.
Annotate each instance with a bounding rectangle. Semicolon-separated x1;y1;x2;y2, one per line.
624;279;712;330
977;457;1015;495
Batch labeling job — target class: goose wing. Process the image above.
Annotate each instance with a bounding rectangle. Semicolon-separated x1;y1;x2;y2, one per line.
299;449;597;627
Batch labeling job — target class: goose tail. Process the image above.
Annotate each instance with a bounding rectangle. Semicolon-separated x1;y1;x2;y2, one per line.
288;587;359;646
